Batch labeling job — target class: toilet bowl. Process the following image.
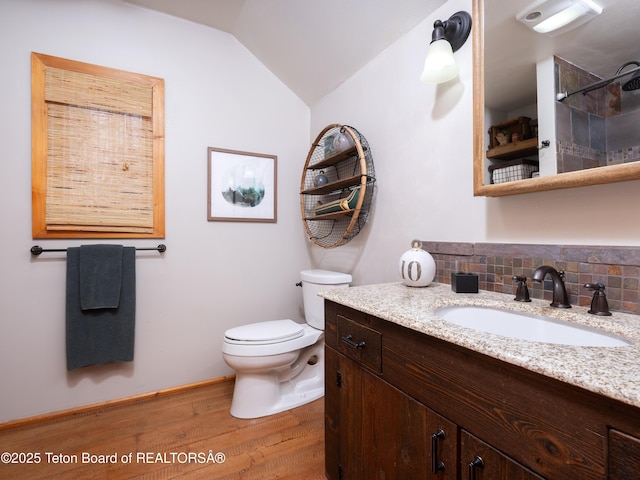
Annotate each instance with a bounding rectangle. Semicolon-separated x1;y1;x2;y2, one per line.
222;269;351;419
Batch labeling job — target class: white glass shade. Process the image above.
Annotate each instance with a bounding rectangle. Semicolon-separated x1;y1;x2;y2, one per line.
420;39;459;84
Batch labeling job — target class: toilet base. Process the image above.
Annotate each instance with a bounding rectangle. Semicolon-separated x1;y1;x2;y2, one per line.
230;379;324;419
228;342;324;419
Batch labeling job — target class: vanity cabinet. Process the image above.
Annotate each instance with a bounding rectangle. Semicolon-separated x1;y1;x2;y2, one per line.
324;300;640;480
325;309;456;479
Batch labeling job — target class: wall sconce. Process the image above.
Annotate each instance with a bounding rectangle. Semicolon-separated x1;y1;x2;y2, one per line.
516;0;602;36
420;11;472;84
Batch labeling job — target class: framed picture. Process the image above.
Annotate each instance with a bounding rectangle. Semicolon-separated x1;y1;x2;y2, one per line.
207;147;277;223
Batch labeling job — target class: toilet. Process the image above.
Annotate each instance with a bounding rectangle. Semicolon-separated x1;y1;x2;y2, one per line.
222;269;352;419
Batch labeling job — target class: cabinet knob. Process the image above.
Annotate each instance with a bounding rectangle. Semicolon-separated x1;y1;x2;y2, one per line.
468;456;484;480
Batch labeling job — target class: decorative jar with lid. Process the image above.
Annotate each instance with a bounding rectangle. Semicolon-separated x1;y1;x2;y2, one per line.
399;240;436;287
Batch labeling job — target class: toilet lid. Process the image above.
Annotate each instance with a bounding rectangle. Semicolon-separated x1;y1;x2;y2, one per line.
224;319;305;345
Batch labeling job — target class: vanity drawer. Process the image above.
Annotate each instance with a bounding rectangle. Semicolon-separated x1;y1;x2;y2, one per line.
336;314;382;373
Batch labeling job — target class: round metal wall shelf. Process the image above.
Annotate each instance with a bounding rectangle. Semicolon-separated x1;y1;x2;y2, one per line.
299;124;375;248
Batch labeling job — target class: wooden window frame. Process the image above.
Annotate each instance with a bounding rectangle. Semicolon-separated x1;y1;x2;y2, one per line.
31;52;165;238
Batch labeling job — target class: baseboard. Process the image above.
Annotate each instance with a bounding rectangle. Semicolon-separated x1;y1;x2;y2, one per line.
0;374;235;431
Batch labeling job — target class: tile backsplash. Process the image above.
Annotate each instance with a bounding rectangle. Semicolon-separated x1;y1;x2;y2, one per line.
423;242;640;315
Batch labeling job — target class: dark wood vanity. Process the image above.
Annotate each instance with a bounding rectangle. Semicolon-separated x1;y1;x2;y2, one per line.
324;300;640;480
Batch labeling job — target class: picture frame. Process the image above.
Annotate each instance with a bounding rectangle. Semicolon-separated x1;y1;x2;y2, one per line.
207;147;277;223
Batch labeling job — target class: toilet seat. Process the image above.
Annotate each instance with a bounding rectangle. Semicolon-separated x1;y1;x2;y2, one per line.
224;319;304;345
222;320;323;357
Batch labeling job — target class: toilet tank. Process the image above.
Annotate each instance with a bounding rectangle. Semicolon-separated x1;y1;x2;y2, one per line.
301;269;352;330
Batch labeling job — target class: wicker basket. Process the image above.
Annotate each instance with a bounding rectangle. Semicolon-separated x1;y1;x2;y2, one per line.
489;159;539;184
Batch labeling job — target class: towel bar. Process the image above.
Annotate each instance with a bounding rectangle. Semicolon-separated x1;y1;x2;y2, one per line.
30;244;166;256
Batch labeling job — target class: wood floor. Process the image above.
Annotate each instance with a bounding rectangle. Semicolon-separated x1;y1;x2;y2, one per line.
0;380;326;479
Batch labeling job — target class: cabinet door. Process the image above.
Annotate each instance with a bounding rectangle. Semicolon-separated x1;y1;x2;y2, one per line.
461;430;545;480
427;410;458;480
325;346;363;480
362;368;430;479
325;345;431;479
324;346;340;480
609;429;640;480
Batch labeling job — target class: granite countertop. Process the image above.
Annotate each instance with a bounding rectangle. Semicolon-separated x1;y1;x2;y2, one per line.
319;282;640;409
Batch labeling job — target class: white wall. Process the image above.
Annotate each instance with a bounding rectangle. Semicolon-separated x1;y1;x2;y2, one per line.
310;0;483;285
310;0;640;288
0;0;311;422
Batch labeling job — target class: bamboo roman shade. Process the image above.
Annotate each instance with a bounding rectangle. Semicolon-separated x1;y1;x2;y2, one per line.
32;53;165;238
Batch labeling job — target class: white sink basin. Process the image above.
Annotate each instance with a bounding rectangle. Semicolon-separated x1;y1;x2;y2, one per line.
435;306;630;347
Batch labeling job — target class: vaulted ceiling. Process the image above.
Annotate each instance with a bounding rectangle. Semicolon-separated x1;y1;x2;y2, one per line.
125;0;639;111
125;0;445;106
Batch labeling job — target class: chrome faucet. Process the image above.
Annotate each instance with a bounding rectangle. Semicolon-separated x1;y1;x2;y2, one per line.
532;266;571;308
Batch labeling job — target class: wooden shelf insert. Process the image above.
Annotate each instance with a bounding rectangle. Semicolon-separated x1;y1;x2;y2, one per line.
486;137;538;160
306;146;358;170
304;210;356;221
301;175;363;195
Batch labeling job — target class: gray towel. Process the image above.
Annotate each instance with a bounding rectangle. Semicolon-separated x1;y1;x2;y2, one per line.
79;244;122;310
66;246;136;371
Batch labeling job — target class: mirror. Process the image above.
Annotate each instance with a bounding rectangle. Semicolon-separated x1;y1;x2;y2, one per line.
473;0;640;196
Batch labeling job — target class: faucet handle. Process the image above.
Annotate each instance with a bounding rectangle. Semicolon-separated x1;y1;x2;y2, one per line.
512;275;531;302
584;283;612;316
584;282;605;292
